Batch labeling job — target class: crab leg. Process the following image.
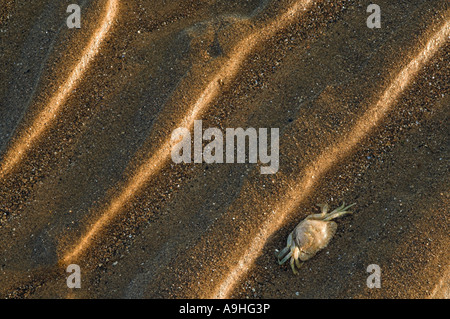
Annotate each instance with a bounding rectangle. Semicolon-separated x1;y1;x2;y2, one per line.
278;250;292;265
317;203;329;214
294;258;303;270
286;232;293;247
324;203;355;221
290;257;299;275
331;203;355;214
275;246;290;259
275;231;295;261
306;203;329;220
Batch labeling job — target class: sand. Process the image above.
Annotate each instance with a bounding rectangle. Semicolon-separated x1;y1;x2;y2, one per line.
0;0;448;299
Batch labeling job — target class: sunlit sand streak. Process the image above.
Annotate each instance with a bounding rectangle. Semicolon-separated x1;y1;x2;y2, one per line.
429;265;450;299
211;18;450;299
62;0;315;263
0;0;119;180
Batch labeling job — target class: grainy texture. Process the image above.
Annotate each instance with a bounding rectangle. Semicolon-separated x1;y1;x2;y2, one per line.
0;0;448;299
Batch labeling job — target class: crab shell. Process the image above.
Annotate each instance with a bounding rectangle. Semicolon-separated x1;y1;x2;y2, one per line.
292;218;338;261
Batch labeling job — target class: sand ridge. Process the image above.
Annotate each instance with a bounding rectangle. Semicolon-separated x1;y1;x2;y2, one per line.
0;0;448;299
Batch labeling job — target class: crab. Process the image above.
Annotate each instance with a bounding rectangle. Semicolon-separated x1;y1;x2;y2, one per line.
275;203;355;274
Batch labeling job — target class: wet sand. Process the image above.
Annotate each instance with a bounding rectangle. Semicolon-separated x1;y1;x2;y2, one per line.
0;0;448;298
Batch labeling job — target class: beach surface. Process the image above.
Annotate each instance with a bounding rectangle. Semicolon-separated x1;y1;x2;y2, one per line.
0;0;448;298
